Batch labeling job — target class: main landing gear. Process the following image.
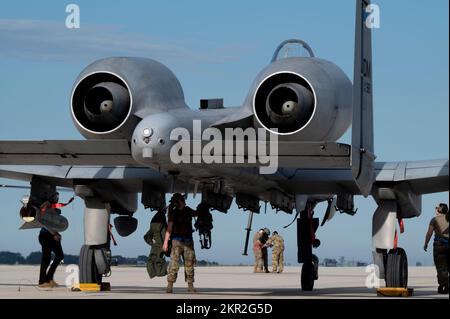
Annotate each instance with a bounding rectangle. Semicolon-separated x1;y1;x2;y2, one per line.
78;198;112;284
372;200;409;288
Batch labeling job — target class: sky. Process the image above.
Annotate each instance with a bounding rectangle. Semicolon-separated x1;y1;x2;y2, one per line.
0;0;448;266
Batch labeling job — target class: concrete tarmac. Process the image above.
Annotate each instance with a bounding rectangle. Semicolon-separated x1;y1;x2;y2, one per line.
0;265;446;299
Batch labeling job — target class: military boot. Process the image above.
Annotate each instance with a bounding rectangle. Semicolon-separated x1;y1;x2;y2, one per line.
166;282;174;293
38;282;52;289
187;283;197;293
438;285;449;294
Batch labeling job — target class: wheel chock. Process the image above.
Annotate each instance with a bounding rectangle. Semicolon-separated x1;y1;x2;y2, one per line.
71;283;111;292
377;287;413;297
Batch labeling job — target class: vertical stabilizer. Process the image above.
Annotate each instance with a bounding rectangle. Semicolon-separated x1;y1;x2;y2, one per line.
351;0;376;197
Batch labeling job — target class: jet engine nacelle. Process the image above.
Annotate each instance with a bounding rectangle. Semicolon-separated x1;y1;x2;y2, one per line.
71;57;188;139
249;57;352;141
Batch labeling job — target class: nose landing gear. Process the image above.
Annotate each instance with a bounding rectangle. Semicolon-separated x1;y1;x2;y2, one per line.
301;254;319;291
297;201;320;291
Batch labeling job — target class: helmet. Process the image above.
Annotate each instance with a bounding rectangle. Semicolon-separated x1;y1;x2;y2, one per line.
263;228;270;235
437;203;448;215
170;193;185;204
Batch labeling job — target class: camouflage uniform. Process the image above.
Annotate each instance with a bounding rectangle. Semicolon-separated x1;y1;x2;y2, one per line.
266;233;285;273
167;239;196;283
253;231;264;273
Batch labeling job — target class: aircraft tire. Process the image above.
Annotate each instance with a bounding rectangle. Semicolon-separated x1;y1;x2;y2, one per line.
385;248;408;288
301;262;315;291
79;245;103;284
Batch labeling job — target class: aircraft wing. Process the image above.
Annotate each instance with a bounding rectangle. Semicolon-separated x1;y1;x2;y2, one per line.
0;139;353;169
0;140;135;165
1;140;448;197
0;164;166;193
0;140;163;192
374;159;449;195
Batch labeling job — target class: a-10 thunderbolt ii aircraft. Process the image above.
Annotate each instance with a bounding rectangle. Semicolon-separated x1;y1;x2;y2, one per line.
0;0;448;291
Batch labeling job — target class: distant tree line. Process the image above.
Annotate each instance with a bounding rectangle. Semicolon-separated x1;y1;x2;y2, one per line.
110;255;219;266
0;251;79;265
0;251;219;266
321;257;368;267
196;260;219;266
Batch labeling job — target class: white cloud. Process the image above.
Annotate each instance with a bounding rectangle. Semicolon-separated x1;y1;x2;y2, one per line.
0;19;236;63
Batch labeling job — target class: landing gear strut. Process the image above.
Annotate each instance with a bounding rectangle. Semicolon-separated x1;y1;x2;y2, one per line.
78;198;111;284
372;200;409;288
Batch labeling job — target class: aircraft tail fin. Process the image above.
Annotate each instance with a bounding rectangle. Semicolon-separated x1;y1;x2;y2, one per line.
351;0;376;197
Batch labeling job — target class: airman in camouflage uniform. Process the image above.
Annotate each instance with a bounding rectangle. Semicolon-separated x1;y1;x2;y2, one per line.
253;229;265;273
424;203;449;294
163;193;198;293
266;231;285;273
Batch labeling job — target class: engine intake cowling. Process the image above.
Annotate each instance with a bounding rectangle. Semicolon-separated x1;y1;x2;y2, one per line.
71;57;188;139
250;57;352;141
